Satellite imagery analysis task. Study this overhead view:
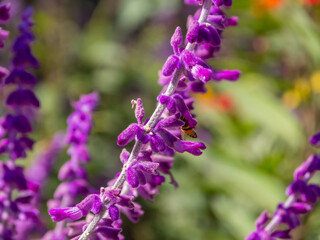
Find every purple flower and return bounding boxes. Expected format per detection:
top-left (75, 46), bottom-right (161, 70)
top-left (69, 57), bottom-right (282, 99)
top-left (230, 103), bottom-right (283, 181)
top-left (49, 194), bottom-right (102, 222)
top-left (212, 69), bottom-right (241, 81)
top-left (117, 123), bottom-right (140, 146)
top-left (246, 134), bottom-right (320, 239)
top-left (162, 55), bottom-right (181, 76)
top-left (310, 132), bottom-right (320, 147)
top-left (171, 27), bottom-right (183, 54)
top-left (4, 69), bottom-right (38, 86)
top-left (6, 89), bottom-right (40, 108)
top-left (64, 1), bottom-right (240, 239)
top-left (44, 93), bottom-right (98, 238)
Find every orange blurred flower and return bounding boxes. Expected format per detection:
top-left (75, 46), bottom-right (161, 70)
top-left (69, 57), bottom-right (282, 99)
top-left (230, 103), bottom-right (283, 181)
top-left (303, 0), bottom-right (320, 5)
top-left (252, 0), bottom-right (284, 16)
top-left (195, 86), bottom-right (235, 113)
top-left (260, 0), bottom-right (283, 8)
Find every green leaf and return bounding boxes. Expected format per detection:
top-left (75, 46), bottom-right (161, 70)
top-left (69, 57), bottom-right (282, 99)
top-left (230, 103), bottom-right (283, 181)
top-left (218, 74), bottom-right (304, 148)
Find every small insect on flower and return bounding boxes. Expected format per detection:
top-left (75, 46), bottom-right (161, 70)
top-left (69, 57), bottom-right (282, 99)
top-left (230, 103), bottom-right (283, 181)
top-left (180, 116), bottom-right (197, 138)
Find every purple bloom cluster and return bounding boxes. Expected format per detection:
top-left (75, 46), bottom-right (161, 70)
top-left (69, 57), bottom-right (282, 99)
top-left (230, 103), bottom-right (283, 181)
top-left (0, 7), bottom-right (42, 239)
top-left (44, 92), bottom-right (99, 239)
top-left (47, 1), bottom-right (240, 240)
top-left (246, 132), bottom-right (320, 240)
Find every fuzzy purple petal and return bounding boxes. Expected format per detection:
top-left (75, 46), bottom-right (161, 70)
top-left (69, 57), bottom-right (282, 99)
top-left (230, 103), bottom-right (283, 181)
top-left (117, 123), bottom-right (139, 146)
top-left (136, 162), bottom-right (159, 175)
top-left (127, 166), bottom-right (139, 188)
top-left (191, 65), bottom-right (212, 83)
top-left (162, 55), bottom-right (180, 76)
top-left (186, 21), bottom-right (200, 43)
top-left (109, 205), bottom-right (120, 221)
top-left (212, 69), bottom-right (241, 81)
top-left (49, 207), bottom-right (82, 222)
top-left (171, 26), bottom-right (183, 48)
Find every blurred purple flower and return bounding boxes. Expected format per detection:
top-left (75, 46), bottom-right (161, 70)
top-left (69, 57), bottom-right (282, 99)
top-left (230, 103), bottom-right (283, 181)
top-left (45, 92), bottom-right (99, 239)
top-left (0, 7), bottom-right (42, 239)
top-left (245, 140), bottom-right (320, 240)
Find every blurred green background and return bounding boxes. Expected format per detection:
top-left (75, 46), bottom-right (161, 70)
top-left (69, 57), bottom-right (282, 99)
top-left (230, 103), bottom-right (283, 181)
top-left (2, 0), bottom-right (320, 239)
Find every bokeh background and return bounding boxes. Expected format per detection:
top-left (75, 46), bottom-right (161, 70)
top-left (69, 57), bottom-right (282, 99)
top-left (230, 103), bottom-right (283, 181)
top-left (1, 0), bottom-right (320, 239)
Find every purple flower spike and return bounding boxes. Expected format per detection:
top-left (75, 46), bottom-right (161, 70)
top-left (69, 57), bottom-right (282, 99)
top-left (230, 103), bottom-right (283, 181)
top-left (225, 16), bottom-right (239, 27)
top-left (66, 1), bottom-right (241, 239)
top-left (310, 132), bottom-right (320, 147)
top-left (247, 132), bottom-right (320, 239)
top-left (162, 55), bottom-right (180, 76)
top-left (0, 7), bottom-right (46, 239)
top-left (117, 123), bottom-right (140, 146)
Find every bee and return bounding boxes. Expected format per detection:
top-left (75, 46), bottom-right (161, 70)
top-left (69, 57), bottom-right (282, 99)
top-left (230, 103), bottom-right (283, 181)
top-left (180, 116), bottom-right (197, 138)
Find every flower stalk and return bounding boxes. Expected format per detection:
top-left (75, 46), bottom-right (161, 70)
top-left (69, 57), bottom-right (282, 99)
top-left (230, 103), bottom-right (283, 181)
top-left (48, 0), bottom-right (240, 239)
top-left (246, 133), bottom-right (320, 240)
top-left (78, 1), bottom-right (213, 239)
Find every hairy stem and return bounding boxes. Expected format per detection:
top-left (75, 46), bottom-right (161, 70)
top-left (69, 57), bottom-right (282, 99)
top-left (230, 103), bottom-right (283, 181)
top-left (78, 1), bottom-right (212, 239)
top-left (264, 174), bottom-right (312, 232)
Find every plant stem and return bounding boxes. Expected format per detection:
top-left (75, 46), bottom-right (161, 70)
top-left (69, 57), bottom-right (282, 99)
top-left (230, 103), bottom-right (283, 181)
top-left (264, 174), bottom-right (312, 232)
top-left (78, 1), bottom-right (212, 239)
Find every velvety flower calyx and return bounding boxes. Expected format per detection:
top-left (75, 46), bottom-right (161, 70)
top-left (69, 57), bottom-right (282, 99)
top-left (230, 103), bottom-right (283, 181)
top-left (49, 194), bottom-right (102, 222)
